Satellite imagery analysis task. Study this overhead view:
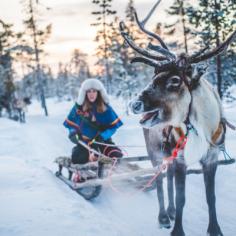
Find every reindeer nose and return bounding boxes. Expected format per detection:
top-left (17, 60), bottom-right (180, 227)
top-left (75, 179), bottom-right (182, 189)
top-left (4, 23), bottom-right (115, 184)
top-left (130, 100), bottom-right (144, 114)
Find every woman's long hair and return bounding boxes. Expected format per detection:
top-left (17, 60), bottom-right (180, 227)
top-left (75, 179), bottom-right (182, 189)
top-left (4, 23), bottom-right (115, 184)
top-left (83, 91), bottom-right (106, 113)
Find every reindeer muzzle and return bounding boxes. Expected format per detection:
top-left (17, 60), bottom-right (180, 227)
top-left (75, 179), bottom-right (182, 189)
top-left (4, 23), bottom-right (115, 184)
top-left (140, 109), bottom-right (161, 126)
top-left (130, 100), bottom-right (144, 114)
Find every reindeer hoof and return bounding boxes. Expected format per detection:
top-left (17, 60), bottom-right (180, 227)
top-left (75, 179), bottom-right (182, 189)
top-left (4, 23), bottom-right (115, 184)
top-left (207, 224), bottom-right (223, 236)
top-left (158, 214), bottom-right (171, 229)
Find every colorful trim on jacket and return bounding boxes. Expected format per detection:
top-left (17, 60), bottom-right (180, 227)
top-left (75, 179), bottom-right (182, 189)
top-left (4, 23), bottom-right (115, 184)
top-left (63, 103), bottom-right (123, 141)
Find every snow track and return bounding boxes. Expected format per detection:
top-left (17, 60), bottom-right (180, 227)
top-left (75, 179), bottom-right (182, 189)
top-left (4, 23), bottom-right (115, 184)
top-left (0, 99), bottom-right (236, 236)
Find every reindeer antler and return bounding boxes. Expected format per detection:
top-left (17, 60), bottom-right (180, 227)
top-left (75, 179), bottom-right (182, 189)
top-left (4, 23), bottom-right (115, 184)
top-left (133, 11), bottom-right (168, 50)
top-left (133, 10), bottom-right (176, 61)
top-left (189, 30), bottom-right (236, 64)
top-left (119, 22), bottom-right (168, 61)
top-left (119, 19), bottom-right (174, 70)
top-left (120, 4), bottom-right (236, 73)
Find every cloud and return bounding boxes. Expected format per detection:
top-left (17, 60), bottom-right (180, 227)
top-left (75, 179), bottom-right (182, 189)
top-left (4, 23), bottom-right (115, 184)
top-left (49, 35), bottom-right (91, 44)
top-left (0, 0), bottom-right (175, 72)
top-left (48, 1), bottom-right (96, 18)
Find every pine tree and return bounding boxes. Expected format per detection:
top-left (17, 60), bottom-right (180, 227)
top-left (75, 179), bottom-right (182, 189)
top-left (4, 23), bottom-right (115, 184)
top-left (91, 0), bottom-right (117, 93)
top-left (70, 49), bottom-right (90, 80)
top-left (187, 0), bottom-right (236, 98)
top-left (121, 0), bottom-right (145, 75)
top-left (104, 16), bottom-right (125, 84)
top-left (0, 20), bottom-right (16, 113)
top-left (21, 0), bottom-right (51, 115)
top-left (165, 0), bottom-right (191, 53)
top-left (117, 0), bottom-right (155, 103)
top-left (0, 20), bottom-right (14, 55)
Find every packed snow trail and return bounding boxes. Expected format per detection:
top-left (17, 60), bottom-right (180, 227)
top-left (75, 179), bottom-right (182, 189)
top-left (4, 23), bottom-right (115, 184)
top-left (0, 99), bottom-right (236, 236)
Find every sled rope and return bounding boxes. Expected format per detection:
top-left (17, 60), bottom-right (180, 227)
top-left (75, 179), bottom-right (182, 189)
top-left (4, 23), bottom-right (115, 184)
top-left (77, 139), bottom-right (110, 159)
top-left (163, 134), bottom-right (188, 162)
top-left (78, 135), bottom-right (188, 196)
top-left (76, 139), bottom-right (159, 194)
top-left (107, 158), bottom-right (165, 196)
top-left (107, 134), bottom-right (188, 196)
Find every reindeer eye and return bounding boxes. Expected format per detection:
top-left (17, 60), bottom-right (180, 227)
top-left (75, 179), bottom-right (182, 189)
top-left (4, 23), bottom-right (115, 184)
top-left (166, 76), bottom-right (182, 91)
top-left (170, 76), bottom-right (181, 84)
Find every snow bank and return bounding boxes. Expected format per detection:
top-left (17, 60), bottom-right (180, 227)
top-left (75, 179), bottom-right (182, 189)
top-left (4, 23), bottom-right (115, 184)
top-left (0, 98), bottom-right (236, 236)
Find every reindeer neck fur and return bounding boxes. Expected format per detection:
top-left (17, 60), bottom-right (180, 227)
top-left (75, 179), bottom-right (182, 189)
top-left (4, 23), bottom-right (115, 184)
top-left (180, 77), bottom-right (222, 166)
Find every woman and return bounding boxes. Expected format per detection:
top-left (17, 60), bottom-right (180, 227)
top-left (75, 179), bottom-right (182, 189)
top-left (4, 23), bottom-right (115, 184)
top-left (63, 78), bottom-right (123, 165)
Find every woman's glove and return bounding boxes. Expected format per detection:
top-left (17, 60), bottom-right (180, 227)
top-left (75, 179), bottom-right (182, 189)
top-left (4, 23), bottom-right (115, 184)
top-left (69, 133), bottom-right (79, 144)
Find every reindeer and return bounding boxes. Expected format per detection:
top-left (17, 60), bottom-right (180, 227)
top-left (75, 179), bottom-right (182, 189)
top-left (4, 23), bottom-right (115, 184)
top-left (0, 95), bottom-right (12, 118)
top-left (120, 10), bottom-right (236, 236)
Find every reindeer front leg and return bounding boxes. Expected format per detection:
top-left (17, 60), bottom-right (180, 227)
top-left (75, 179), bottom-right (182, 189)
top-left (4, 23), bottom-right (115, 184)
top-left (202, 161), bottom-right (223, 236)
top-left (171, 162), bottom-right (186, 236)
top-left (167, 162), bottom-right (176, 221)
top-left (156, 173), bottom-right (171, 228)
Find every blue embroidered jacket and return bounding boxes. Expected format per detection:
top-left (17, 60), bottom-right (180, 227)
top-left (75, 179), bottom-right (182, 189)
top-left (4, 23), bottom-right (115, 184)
top-left (63, 103), bottom-right (123, 142)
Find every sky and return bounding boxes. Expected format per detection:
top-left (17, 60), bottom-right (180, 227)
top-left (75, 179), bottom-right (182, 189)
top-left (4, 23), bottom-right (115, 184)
top-left (0, 0), bottom-right (174, 73)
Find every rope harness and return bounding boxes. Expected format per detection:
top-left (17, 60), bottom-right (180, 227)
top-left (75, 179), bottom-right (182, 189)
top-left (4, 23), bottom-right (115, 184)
top-left (74, 131), bottom-right (188, 196)
top-left (106, 133), bottom-right (188, 196)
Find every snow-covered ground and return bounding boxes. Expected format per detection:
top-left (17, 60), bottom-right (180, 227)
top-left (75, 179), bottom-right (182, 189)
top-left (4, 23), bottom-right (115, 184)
top-left (0, 98), bottom-right (236, 236)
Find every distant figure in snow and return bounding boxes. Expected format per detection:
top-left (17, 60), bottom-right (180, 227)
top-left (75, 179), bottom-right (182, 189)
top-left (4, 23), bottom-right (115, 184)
top-left (13, 97), bottom-right (30, 123)
top-left (0, 95), bottom-right (13, 118)
top-left (63, 78), bottom-right (123, 166)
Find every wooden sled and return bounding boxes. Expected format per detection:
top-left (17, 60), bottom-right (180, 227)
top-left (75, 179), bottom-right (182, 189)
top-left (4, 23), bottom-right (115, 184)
top-left (54, 155), bottom-right (158, 200)
top-left (54, 155), bottom-right (235, 200)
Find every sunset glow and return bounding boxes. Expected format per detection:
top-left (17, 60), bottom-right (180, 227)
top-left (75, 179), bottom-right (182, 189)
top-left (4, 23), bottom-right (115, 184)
top-left (1, 0), bottom-right (174, 73)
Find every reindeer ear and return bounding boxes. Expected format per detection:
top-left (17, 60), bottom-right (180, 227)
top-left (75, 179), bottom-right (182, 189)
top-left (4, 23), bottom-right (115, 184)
top-left (166, 76), bottom-right (182, 91)
top-left (193, 65), bottom-right (207, 80)
top-left (190, 65), bottom-right (207, 89)
top-left (186, 65), bottom-right (193, 77)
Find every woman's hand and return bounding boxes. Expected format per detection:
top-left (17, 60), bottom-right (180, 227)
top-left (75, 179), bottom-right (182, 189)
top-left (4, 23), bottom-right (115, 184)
top-left (69, 133), bottom-right (79, 144)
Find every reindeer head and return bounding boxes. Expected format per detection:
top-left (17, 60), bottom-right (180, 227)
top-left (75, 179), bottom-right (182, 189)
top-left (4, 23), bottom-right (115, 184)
top-left (120, 11), bottom-right (236, 128)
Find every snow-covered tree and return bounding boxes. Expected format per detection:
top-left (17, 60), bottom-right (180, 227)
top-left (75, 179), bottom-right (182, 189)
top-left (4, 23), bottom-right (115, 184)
top-left (187, 0), bottom-right (236, 98)
top-left (21, 0), bottom-right (52, 115)
top-left (54, 48), bottom-right (90, 102)
top-left (69, 49), bottom-right (90, 80)
top-left (165, 0), bottom-right (192, 54)
top-left (0, 20), bottom-right (16, 114)
top-left (91, 0), bottom-right (117, 93)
